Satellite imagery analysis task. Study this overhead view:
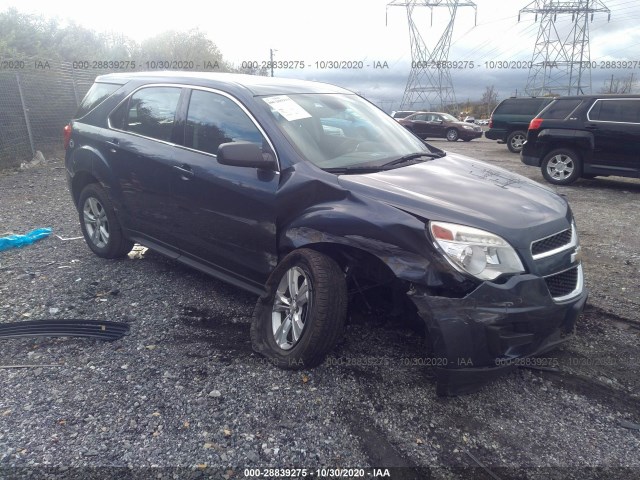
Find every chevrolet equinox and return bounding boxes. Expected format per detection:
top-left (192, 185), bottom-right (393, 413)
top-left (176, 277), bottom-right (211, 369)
top-left (64, 72), bottom-right (587, 395)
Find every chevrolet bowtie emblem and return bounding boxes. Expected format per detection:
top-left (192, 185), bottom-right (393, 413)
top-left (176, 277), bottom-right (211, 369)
top-left (571, 246), bottom-right (582, 264)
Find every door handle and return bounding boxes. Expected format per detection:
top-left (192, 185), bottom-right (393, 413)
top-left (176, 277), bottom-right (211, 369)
top-left (173, 164), bottom-right (194, 180)
top-left (584, 124), bottom-right (598, 130)
top-left (106, 138), bottom-right (119, 153)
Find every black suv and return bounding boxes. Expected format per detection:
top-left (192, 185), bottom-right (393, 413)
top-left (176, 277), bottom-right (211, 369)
top-left (486, 97), bottom-right (553, 153)
top-left (64, 72), bottom-right (587, 395)
top-left (521, 95), bottom-right (640, 185)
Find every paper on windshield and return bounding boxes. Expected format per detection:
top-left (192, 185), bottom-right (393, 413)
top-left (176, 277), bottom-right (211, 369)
top-left (263, 95), bottom-right (312, 121)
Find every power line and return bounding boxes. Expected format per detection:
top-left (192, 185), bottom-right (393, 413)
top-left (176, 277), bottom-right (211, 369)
top-left (387, 0), bottom-right (477, 112)
top-left (519, 0), bottom-right (611, 96)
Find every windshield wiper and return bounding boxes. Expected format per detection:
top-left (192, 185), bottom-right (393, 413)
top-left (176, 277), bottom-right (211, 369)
top-left (324, 166), bottom-right (384, 174)
top-left (381, 152), bottom-right (444, 168)
top-left (323, 151), bottom-right (446, 174)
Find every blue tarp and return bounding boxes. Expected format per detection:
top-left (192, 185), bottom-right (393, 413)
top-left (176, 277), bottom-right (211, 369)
top-left (0, 228), bottom-right (52, 252)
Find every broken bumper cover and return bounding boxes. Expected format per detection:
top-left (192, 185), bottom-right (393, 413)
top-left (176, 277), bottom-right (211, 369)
top-left (408, 273), bottom-right (588, 396)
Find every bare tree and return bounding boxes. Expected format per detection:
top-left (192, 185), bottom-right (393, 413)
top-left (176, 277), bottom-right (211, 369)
top-left (600, 74), bottom-right (638, 94)
top-left (481, 85), bottom-right (499, 118)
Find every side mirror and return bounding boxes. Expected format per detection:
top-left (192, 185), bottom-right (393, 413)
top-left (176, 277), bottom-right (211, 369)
top-left (217, 142), bottom-right (277, 170)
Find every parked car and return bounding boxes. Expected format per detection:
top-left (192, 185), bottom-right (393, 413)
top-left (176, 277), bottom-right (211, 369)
top-left (390, 110), bottom-right (416, 120)
top-left (486, 97), bottom-right (554, 153)
top-left (64, 72), bottom-right (586, 396)
top-left (521, 94), bottom-right (640, 185)
top-left (463, 116), bottom-right (476, 123)
top-left (398, 111), bottom-right (483, 141)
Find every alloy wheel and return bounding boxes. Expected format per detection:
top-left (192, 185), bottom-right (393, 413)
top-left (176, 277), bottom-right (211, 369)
top-left (271, 266), bottom-right (311, 350)
top-left (547, 154), bottom-right (575, 181)
top-left (83, 197), bottom-right (110, 248)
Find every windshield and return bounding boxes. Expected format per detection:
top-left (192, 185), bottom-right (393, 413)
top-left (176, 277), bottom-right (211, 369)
top-left (258, 93), bottom-right (440, 171)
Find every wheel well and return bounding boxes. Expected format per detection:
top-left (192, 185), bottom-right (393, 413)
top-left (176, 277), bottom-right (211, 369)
top-left (282, 242), bottom-right (422, 329)
top-left (285, 242), bottom-right (396, 285)
top-left (542, 144), bottom-right (584, 163)
top-left (71, 171), bottom-right (100, 207)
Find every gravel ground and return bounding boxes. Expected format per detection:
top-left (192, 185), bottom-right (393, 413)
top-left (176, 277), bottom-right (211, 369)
top-left (0, 138), bottom-right (639, 480)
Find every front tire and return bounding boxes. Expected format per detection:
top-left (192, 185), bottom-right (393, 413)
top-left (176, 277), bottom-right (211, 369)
top-left (78, 183), bottom-right (134, 258)
top-left (541, 148), bottom-right (582, 185)
top-left (251, 249), bottom-right (347, 370)
top-left (507, 130), bottom-right (526, 153)
top-left (446, 128), bottom-right (459, 142)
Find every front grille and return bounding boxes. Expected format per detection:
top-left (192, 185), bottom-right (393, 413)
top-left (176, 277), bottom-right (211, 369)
top-left (532, 228), bottom-right (572, 257)
top-left (545, 267), bottom-right (578, 298)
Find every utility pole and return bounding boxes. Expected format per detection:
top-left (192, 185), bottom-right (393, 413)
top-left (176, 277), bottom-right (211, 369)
top-left (387, 0), bottom-right (476, 113)
top-left (270, 49), bottom-right (277, 77)
top-left (519, 0), bottom-right (610, 96)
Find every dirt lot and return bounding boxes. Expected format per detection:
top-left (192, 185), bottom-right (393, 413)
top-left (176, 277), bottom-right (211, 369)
top-left (0, 137), bottom-right (639, 479)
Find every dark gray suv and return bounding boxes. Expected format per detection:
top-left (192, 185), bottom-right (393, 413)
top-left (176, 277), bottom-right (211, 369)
top-left (486, 97), bottom-right (553, 153)
top-left (64, 72), bottom-right (587, 395)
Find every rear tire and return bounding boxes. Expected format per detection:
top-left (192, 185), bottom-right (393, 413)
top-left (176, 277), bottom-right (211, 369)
top-left (541, 148), bottom-right (582, 185)
top-left (507, 130), bottom-right (526, 153)
top-left (251, 249), bottom-right (347, 370)
top-left (78, 183), bottom-right (134, 258)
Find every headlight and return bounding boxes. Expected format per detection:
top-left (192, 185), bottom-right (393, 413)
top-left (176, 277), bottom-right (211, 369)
top-left (462, 125), bottom-right (473, 130)
top-left (429, 221), bottom-right (525, 281)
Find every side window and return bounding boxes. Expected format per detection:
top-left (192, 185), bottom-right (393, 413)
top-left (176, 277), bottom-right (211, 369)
top-left (412, 113), bottom-right (427, 121)
top-left (185, 90), bottom-right (264, 155)
top-left (75, 82), bottom-right (120, 119)
top-left (590, 99), bottom-right (640, 123)
top-left (121, 87), bottom-right (182, 142)
top-left (496, 99), bottom-right (547, 115)
top-left (539, 99), bottom-right (582, 119)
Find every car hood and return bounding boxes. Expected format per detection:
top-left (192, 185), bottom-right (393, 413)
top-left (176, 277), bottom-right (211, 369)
top-left (337, 153), bottom-right (571, 248)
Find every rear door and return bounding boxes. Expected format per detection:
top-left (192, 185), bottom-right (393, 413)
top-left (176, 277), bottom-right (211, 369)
top-left (170, 88), bottom-right (280, 287)
top-left (586, 98), bottom-right (640, 176)
top-left (107, 85), bottom-right (185, 249)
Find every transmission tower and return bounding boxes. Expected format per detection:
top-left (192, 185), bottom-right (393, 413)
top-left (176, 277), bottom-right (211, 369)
top-left (387, 0), bottom-right (476, 113)
top-left (519, 0), bottom-right (610, 96)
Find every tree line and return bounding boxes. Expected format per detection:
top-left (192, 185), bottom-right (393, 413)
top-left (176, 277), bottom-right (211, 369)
top-left (0, 8), bottom-right (267, 75)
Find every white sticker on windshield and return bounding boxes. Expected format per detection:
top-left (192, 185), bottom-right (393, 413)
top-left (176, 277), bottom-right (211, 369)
top-left (263, 95), bottom-right (312, 121)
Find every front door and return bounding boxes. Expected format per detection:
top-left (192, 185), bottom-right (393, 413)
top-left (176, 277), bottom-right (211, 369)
top-left (171, 89), bottom-right (279, 288)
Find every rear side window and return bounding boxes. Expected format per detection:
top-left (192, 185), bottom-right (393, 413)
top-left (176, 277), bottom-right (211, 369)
top-left (495, 98), bottom-right (548, 115)
top-left (185, 90), bottom-right (264, 155)
top-left (539, 99), bottom-right (582, 119)
top-left (75, 82), bottom-right (120, 119)
top-left (121, 87), bottom-right (182, 142)
top-left (589, 99), bottom-right (640, 123)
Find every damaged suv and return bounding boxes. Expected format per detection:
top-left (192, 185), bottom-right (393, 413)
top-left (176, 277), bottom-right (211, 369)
top-left (64, 72), bottom-right (587, 395)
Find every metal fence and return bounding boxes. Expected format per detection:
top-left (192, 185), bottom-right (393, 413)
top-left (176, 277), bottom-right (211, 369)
top-left (0, 56), bottom-right (106, 169)
top-left (0, 57), bottom-right (405, 170)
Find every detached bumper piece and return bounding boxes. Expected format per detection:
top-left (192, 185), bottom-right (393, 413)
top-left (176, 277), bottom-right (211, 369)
top-left (0, 320), bottom-right (130, 341)
top-left (409, 273), bottom-right (588, 396)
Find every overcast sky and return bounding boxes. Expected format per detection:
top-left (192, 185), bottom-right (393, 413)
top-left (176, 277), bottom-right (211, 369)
top-left (1, 0), bottom-right (639, 111)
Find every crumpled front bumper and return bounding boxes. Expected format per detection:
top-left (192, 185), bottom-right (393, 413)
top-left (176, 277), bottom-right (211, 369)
top-left (408, 273), bottom-right (588, 396)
